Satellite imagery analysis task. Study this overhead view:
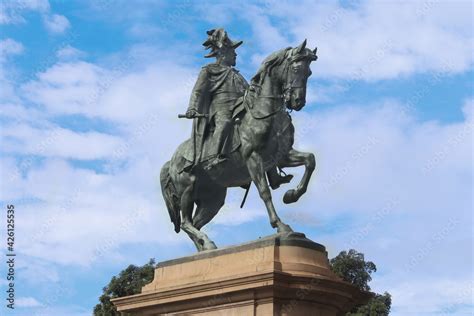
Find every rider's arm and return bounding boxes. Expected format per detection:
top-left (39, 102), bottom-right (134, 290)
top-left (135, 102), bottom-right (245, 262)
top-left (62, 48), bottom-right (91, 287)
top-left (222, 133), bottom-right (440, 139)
top-left (186, 67), bottom-right (210, 115)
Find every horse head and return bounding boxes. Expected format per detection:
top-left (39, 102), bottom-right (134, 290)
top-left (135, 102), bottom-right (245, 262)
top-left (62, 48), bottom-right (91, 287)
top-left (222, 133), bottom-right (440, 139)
top-left (249, 40), bottom-right (317, 115)
top-left (282, 39), bottom-right (317, 111)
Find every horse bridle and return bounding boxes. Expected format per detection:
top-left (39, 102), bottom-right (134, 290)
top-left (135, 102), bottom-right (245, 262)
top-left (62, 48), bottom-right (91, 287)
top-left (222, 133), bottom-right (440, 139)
top-left (282, 53), bottom-right (307, 110)
top-left (248, 50), bottom-right (307, 112)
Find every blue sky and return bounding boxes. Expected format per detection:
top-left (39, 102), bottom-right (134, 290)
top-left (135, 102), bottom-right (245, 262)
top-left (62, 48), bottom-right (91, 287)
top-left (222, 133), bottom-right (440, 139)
top-left (0, 0), bottom-right (472, 315)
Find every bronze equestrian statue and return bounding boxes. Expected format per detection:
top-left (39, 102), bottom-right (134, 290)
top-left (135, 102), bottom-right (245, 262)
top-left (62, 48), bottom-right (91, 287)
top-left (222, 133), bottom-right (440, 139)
top-left (182, 29), bottom-right (292, 188)
top-left (161, 29), bottom-right (318, 251)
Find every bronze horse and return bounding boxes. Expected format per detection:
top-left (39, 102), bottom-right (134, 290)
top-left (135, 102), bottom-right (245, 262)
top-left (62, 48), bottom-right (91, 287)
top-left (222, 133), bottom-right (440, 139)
top-left (161, 40), bottom-right (318, 251)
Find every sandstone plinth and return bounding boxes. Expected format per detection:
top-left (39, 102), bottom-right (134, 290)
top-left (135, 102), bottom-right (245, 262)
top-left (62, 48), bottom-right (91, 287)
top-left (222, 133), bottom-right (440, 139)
top-left (112, 233), bottom-right (371, 315)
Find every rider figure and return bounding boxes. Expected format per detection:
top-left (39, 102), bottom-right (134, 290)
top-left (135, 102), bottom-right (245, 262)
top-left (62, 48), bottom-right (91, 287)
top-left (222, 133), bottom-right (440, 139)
top-left (185, 28), bottom-right (245, 168)
top-left (185, 28), bottom-right (246, 168)
top-left (184, 29), bottom-right (292, 188)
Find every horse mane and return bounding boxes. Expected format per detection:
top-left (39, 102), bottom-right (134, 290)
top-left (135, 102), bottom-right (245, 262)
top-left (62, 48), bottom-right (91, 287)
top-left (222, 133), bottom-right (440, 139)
top-left (251, 47), bottom-right (291, 86)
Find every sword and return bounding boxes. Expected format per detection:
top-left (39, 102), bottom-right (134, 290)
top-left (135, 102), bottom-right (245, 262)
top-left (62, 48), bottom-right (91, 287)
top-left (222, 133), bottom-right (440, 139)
top-left (178, 113), bottom-right (209, 119)
top-left (240, 183), bottom-right (251, 209)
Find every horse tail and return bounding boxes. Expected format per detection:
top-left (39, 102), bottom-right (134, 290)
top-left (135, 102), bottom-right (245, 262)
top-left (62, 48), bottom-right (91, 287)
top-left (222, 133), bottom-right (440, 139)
top-left (160, 161), bottom-right (181, 233)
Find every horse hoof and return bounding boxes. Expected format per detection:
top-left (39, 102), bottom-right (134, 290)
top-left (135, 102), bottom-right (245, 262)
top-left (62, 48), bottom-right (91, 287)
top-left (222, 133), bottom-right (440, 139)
top-left (202, 241), bottom-right (217, 251)
top-left (283, 190), bottom-right (299, 204)
top-left (277, 222), bottom-right (294, 233)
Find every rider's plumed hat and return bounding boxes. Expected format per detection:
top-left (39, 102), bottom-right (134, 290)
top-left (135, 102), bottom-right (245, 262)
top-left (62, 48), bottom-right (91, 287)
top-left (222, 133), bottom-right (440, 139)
top-left (203, 28), bottom-right (243, 58)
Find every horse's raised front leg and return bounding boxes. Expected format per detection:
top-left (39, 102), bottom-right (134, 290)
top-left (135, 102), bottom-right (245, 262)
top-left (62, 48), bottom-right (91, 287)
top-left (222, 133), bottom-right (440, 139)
top-left (279, 149), bottom-right (316, 204)
top-left (246, 151), bottom-right (293, 233)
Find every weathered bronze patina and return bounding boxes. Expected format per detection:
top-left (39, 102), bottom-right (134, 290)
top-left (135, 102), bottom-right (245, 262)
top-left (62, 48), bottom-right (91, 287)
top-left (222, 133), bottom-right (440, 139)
top-left (162, 29), bottom-right (318, 251)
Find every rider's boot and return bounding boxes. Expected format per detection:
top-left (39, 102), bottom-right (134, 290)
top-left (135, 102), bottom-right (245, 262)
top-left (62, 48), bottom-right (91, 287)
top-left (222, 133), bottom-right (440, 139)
top-left (267, 167), bottom-right (293, 190)
top-left (206, 119), bottom-right (231, 170)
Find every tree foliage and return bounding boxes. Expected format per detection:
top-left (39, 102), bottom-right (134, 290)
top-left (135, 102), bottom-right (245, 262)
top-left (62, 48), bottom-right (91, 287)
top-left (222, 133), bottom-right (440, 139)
top-left (330, 249), bottom-right (391, 316)
top-left (330, 249), bottom-right (376, 291)
top-left (348, 292), bottom-right (392, 316)
top-left (93, 259), bottom-right (156, 316)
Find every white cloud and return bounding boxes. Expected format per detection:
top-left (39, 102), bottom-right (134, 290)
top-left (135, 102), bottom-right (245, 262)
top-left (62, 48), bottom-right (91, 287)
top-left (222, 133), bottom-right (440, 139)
top-left (97, 62), bottom-right (196, 123)
top-left (56, 45), bottom-right (86, 60)
top-left (284, 99), bottom-right (472, 216)
top-left (210, 0), bottom-right (473, 80)
top-left (0, 38), bottom-right (24, 58)
top-left (43, 13), bottom-right (70, 34)
top-left (21, 57), bottom-right (196, 125)
top-left (17, 0), bottom-right (50, 11)
top-left (1, 0), bottom-right (71, 35)
top-left (0, 38), bottom-right (25, 106)
top-left (3, 39), bottom-right (471, 274)
top-left (26, 305), bottom-right (90, 316)
top-left (244, 6), bottom-right (288, 53)
top-left (16, 257), bottom-right (61, 284)
top-left (0, 102), bottom-right (44, 124)
top-left (16, 297), bottom-right (43, 308)
top-left (22, 61), bottom-right (109, 116)
top-left (380, 278), bottom-right (473, 315)
top-left (0, 0), bottom-right (50, 24)
top-left (209, 189), bottom-right (266, 227)
top-left (2, 157), bottom-right (187, 267)
top-left (0, 6), bottom-right (471, 313)
top-left (127, 23), bottom-right (162, 38)
top-left (1, 123), bottom-right (124, 159)
top-left (0, 51), bottom-right (199, 267)
top-left (271, 98), bottom-right (472, 314)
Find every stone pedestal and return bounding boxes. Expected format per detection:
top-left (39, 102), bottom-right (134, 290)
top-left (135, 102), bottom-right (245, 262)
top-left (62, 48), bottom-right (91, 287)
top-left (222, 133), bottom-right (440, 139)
top-left (112, 233), bottom-right (371, 315)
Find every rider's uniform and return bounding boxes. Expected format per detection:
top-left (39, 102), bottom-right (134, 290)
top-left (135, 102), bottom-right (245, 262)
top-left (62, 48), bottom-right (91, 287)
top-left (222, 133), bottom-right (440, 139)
top-left (186, 62), bottom-right (248, 167)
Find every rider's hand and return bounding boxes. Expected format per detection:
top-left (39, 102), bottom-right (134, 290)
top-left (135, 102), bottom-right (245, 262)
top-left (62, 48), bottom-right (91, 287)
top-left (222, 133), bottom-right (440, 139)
top-left (185, 109), bottom-right (197, 118)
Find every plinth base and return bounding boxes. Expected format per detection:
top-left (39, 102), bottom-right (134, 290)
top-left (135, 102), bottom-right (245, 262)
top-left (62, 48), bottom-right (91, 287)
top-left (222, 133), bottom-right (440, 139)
top-left (112, 233), bottom-right (371, 315)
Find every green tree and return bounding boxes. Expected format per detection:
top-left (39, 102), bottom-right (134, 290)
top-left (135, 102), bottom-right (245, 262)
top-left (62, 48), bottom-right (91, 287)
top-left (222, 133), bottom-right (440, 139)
top-left (330, 249), bottom-right (391, 316)
top-left (349, 292), bottom-right (392, 316)
top-left (93, 259), bottom-right (156, 316)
